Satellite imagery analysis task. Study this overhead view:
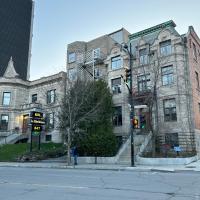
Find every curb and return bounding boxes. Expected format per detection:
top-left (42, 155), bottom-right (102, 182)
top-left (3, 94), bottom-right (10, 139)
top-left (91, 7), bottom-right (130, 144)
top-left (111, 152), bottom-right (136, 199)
top-left (0, 163), bottom-right (200, 172)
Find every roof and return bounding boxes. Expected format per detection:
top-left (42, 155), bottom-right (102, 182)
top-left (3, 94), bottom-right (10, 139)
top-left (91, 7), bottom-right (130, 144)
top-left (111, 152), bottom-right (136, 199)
top-left (129, 20), bottom-right (176, 40)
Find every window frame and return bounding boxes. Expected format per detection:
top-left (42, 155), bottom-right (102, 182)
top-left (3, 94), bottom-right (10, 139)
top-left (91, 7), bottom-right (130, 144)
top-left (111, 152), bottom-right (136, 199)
top-left (160, 40), bottom-right (172, 56)
top-left (47, 89), bottom-right (56, 104)
top-left (2, 92), bottom-right (11, 106)
top-left (139, 48), bottom-right (148, 65)
top-left (111, 55), bottom-right (122, 70)
top-left (161, 65), bottom-right (174, 86)
top-left (68, 52), bottom-right (76, 63)
top-left (112, 106), bottom-right (122, 126)
top-left (46, 112), bottom-right (55, 129)
top-left (163, 98), bottom-right (177, 122)
top-left (68, 68), bottom-right (77, 81)
top-left (0, 114), bottom-right (9, 131)
top-left (111, 77), bottom-right (121, 94)
top-left (137, 74), bottom-right (151, 92)
top-left (31, 94), bottom-right (37, 103)
top-left (93, 48), bottom-right (100, 59)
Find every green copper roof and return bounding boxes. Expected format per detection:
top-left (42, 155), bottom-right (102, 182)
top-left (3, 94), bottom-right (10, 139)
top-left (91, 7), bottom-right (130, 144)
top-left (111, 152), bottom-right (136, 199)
top-left (129, 20), bottom-right (176, 40)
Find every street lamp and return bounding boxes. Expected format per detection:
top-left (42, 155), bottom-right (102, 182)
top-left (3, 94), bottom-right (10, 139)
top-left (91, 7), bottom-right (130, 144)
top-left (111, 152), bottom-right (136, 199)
top-left (123, 43), bottom-right (135, 167)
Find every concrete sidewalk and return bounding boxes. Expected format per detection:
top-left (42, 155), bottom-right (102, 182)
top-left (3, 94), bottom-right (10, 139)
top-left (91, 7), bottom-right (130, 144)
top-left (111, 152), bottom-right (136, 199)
top-left (0, 159), bottom-right (200, 172)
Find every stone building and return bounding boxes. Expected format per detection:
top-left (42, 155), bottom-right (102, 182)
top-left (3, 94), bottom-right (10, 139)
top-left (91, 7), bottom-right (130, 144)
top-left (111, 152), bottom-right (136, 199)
top-left (129, 20), bottom-right (200, 152)
top-left (66, 28), bottom-right (131, 143)
top-left (0, 58), bottom-right (66, 143)
top-left (66, 21), bottom-right (200, 153)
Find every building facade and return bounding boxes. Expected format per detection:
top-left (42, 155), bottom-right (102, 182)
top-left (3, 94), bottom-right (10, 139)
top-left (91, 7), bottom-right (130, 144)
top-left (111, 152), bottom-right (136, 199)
top-left (66, 21), bottom-right (200, 153)
top-left (0, 0), bottom-right (34, 80)
top-left (0, 58), bottom-right (66, 143)
top-left (66, 28), bottom-right (131, 143)
top-left (1, 20), bottom-right (200, 154)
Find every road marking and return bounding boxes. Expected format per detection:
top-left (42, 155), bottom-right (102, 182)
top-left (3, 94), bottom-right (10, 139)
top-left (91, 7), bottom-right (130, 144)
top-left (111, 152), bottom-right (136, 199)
top-left (2, 181), bottom-right (89, 190)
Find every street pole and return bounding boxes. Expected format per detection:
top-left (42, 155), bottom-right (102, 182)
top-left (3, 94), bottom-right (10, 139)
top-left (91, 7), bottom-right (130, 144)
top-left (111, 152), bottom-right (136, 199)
top-left (129, 43), bottom-right (135, 167)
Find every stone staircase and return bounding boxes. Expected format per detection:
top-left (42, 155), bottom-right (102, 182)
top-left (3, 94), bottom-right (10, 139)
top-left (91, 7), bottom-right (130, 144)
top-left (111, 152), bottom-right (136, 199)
top-left (116, 131), bottom-right (152, 164)
top-left (0, 133), bottom-right (28, 145)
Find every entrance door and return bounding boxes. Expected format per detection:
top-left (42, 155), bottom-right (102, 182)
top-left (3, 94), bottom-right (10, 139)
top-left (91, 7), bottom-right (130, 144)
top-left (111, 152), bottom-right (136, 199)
top-left (22, 115), bottom-right (29, 133)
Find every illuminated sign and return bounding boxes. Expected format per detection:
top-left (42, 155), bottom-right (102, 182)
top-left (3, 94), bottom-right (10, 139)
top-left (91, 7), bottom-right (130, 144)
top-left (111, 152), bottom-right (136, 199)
top-left (30, 119), bottom-right (45, 125)
top-left (32, 125), bottom-right (42, 132)
top-left (30, 111), bottom-right (43, 118)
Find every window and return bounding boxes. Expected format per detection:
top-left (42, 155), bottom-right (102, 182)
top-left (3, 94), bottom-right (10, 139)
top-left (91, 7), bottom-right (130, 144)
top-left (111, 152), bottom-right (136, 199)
top-left (164, 99), bottom-right (177, 122)
top-left (32, 94), bottom-right (37, 103)
top-left (165, 133), bottom-right (179, 147)
top-left (46, 135), bottom-right (52, 142)
top-left (47, 90), bottom-right (56, 104)
top-left (2, 92), bottom-right (11, 106)
top-left (94, 68), bottom-right (101, 78)
top-left (195, 71), bottom-right (199, 89)
top-left (111, 56), bottom-right (122, 70)
top-left (68, 52), bottom-right (76, 63)
top-left (139, 48), bottom-right (148, 65)
top-left (137, 74), bottom-right (151, 92)
top-left (68, 68), bottom-right (77, 81)
top-left (93, 48), bottom-right (100, 59)
top-left (0, 114), bottom-right (9, 131)
top-left (160, 40), bottom-right (172, 56)
top-left (111, 78), bottom-right (121, 94)
top-left (113, 106), bottom-right (122, 126)
top-left (162, 65), bottom-right (174, 86)
top-left (193, 43), bottom-right (197, 59)
top-left (46, 113), bottom-right (55, 129)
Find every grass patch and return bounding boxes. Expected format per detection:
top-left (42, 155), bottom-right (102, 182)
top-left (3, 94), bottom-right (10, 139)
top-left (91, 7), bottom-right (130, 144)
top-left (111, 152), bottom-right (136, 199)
top-left (0, 143), bottom-right (65, 162)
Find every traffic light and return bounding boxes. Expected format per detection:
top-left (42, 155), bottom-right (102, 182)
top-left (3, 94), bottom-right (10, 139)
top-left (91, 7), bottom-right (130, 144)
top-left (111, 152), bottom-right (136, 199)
top-left (124, 68), bottom-right (131, 82)
top-left (140, 115), bottom-right (146, 129)
top-left (132, 118), bottom-right (139, 129)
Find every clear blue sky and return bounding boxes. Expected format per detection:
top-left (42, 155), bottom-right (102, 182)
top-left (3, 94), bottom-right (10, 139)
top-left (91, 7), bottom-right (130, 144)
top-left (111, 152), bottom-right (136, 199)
top-left (30, 0), bottom-right (200, 80)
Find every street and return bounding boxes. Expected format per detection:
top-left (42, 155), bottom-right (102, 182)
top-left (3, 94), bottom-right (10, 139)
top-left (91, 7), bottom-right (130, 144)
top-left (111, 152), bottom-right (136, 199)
top-left (0, 167), bottom-right (200, 200)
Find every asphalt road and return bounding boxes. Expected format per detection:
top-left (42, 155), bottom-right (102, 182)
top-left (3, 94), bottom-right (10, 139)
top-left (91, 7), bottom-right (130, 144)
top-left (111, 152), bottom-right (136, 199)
top-left (0, 167), bottom-right (200, 200)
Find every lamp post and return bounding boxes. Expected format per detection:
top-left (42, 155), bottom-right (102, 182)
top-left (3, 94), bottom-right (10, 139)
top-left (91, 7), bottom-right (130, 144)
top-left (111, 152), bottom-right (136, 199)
top-left (124, 43), bottom-right (135, 167)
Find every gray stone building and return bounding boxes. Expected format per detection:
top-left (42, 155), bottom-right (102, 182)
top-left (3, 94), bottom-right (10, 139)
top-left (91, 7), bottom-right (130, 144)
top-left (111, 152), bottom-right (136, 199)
top-left (129, 20), bottom-right (200, 152)
top-left (0, 58), bottom-right (66, 143)
top-left (66, 28), bottom-right (131, 143)
top-left (66, 21), bottom-right (200, 154)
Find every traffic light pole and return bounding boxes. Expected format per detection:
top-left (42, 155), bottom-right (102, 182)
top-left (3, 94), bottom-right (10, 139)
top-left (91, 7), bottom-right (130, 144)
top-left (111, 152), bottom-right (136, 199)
top-left (129, 43), bottom-right (135, 167)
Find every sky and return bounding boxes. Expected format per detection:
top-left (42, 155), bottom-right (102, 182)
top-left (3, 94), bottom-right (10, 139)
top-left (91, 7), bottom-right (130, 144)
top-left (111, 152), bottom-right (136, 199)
top-left (30, 0), bottom-right (200, 80)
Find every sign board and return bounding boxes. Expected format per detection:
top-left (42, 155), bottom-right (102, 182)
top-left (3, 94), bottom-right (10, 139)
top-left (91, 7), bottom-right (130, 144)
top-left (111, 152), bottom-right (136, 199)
top-left (30, 111), bottom-right (43, 118)
top-left (32, 131), bottom-right (41, 136)
top-left (174, 146), bottom-right (181, 152)
top-left (32, 125), bottom-right (42, 132)
top-left (30, 118), bottom-right (45, 125)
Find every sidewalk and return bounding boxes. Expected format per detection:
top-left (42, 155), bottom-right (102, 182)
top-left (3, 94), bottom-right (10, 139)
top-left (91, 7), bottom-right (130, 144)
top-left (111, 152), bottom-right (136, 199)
top-left (0, 159), bottom-right (200, 172)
